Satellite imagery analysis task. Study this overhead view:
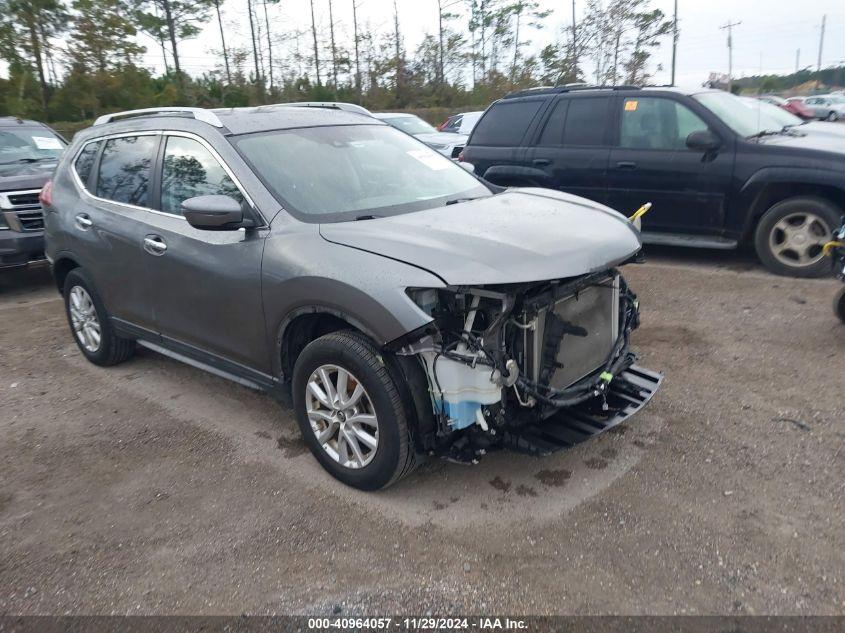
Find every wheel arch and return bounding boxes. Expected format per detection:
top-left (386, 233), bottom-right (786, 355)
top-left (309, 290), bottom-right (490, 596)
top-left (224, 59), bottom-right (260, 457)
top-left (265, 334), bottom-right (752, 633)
top-left (275, 306), bottom-right (385, 382)
top-left (51, 255), bottom-right (81, 295)
top-left (740, 171), bottom-right (845, 242)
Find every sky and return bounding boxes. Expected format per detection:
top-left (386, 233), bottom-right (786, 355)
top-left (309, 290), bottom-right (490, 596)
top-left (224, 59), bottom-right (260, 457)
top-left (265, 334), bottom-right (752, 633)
top-left (5, 0), bottom-right (845, 88)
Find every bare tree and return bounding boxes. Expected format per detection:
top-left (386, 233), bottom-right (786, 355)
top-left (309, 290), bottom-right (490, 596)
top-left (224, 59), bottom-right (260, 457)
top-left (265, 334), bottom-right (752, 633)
top-left (309, 0), bottom-right (321, 85)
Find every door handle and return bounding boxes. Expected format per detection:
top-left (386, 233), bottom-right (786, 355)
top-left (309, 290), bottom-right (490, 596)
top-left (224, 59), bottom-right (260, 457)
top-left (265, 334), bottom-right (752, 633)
top-left (532, 158), bottom-right (551, 166)
top-left (74, 214), bottom-right (93, 230)
top-left (143, 235), bottom-right (167, 256)
top-left (616, 161), bottom-right (637, 170)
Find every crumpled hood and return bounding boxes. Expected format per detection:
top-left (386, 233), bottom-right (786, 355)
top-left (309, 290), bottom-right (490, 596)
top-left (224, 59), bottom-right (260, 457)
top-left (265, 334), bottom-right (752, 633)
top-left (319, 188), bottom-right (642, 285)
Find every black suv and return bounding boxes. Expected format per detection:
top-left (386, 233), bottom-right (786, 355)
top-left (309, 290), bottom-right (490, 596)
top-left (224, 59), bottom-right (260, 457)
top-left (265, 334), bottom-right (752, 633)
top-left (0, 117), bottom-right (67, 269)
top-left (462, 86), bottom-right (845, 277)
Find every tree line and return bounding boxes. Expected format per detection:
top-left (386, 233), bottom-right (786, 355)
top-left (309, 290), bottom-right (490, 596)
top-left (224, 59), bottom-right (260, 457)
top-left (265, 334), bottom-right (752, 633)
top-left (0, 0), bottom-right (673, 123)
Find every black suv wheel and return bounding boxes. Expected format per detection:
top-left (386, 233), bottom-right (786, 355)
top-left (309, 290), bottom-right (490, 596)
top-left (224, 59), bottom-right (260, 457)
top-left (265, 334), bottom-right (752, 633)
top-left (834, 287), bottom-right (845, 324)
top-left (754, 196), bottom-right (840, 278)
top-left (63, 268), bottom-right (135, 366)
top-left (292, 330), bottom-right (418, 490)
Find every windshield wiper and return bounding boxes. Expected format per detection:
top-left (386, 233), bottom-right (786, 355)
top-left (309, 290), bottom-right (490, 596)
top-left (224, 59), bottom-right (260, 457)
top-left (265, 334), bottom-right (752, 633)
top-left (10, 156), bottom-right (58, 164)
top-left (445, 197), bottom-right (481, 206)
top-left (746, 130), bottom-right (783, 140)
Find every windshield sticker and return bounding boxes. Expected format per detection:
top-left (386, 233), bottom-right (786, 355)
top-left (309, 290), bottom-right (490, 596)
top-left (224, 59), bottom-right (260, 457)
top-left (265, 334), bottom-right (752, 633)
top-left (32, 136), bottom-right (63, 150)
top-left (406, 149), bottom-right (449, 171)
top-left (624, 100), bottom-right (638, 112)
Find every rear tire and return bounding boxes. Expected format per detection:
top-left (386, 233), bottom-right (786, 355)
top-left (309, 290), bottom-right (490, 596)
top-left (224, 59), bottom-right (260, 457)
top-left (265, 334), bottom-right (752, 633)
top-left (753, 196), bottom-right (840, 278)
top-left (834, 287), bottom-right (845, 324)
top-left (63, 269), bottom-right (135, 366)
top-left (292, 330), bottom-right (418, 490)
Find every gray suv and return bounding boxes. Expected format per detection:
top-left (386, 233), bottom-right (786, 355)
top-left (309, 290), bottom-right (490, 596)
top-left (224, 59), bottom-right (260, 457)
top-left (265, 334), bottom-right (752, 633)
top-left (44, 105), bottom-right (661, 490)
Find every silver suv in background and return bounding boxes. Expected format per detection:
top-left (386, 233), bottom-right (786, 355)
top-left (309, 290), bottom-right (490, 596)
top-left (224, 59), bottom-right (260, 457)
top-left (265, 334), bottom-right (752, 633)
top-left (44, 105), bottom-right (661, 490)
top-left (1, 117), bottom-right (66, 269)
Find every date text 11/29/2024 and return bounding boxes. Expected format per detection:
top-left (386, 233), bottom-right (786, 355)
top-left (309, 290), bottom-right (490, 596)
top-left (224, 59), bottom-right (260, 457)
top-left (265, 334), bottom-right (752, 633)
top-left (307, 617), bottom-right (528, 630)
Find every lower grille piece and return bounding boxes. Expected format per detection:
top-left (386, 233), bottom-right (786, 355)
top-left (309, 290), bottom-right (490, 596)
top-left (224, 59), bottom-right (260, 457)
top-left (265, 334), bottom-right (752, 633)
top-left (502, 364), bottom-right (663, 456)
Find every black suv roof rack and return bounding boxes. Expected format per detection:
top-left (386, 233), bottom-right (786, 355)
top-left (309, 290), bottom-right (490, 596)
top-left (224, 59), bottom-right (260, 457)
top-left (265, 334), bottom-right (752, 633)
top-left (504, 84), bottom-right (642, 99)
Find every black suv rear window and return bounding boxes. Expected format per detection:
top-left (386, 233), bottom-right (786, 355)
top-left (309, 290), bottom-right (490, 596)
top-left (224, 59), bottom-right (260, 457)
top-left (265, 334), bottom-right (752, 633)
top-left (96, 136), bottom-right (157, 207)
top-left (471, 100), bottom-right (543, 146)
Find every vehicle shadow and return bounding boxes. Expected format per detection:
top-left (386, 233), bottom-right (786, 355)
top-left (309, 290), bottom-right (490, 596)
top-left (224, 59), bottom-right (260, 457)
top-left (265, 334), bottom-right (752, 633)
top-left (0, 263), bottom-right (55, 298)
top-left (641, 244), bottom-right (765, 274)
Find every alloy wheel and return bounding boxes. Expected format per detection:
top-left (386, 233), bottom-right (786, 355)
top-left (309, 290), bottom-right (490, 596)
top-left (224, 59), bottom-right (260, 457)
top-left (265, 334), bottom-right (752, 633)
top-left (68, 285), bottom-right (101, 353)
top-left (769, 211), bottom-right (832, 268)
top-left (305, 364), bottom-right (379, 469)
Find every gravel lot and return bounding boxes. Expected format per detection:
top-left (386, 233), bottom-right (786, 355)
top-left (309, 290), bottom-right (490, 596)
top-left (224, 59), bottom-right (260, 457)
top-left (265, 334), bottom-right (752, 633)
top-left (0, 248), bottom-right (843, 615)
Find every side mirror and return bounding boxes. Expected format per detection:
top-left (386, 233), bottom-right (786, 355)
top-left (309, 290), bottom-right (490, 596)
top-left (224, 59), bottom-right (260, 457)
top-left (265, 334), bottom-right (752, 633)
top-left (181, 195), bottom-right (245, 230)
top-left (686, 130), bottom-right (721, 152)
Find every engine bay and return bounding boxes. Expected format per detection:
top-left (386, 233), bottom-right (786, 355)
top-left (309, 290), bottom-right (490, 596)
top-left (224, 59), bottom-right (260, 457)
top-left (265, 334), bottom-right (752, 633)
top-left (393, 269), bottom-right (660, 463)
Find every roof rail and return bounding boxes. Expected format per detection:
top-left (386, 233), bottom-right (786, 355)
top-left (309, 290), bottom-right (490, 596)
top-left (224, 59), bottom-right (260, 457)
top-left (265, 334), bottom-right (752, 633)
top-left (504, 84), bottom-right (642, 99)
top-left (273, 101), bottom-right (373, 116)
top-left (93, 107), bottom-right (224, 127)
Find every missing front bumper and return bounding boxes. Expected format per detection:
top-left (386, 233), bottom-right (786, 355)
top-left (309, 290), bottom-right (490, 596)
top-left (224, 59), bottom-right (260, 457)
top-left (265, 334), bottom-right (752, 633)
top-left (502, 364), bottom-right (663, 456)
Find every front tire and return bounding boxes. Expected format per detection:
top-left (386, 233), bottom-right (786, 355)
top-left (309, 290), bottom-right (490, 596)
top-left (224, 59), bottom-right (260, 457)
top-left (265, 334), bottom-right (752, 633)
top-left (63, 269), bottom-right (135, 366)
top-left (827, 111), bottom-right (839, 122)
top-left (753, 197), bottom-right (839, 278)
top-left (292, 330), bottom-right (418, 490)
top-left (835, 287), bottom-right (845, 324)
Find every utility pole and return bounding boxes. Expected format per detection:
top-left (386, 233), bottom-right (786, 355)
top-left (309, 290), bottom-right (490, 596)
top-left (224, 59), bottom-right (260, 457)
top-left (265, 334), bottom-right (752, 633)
top-left (720, 20), bottom-right (741, 92)
top-left (571, 0), bottom-right (578, 81)
top-left (816, 14), bottom-right (826, 90)
top-left (817, 14), bottom-right (826, 72)
top-left (670, 0), bottom-right (678, 86)
top-left (796, 48), bottom-right (800, 74)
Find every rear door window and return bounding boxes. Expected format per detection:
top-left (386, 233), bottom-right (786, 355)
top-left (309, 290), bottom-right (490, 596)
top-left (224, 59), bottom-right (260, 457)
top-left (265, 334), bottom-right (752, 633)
top-left (562, 97), bottom-right (610, 146)
top-left (96, 135), bottom-right (157, 207)
top-left (471, 99), bottom-right (543, 146)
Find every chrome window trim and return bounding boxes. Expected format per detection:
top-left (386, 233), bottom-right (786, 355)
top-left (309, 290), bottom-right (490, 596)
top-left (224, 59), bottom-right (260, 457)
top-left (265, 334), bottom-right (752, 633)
top-left (69, 129), bottom-right (265, 226)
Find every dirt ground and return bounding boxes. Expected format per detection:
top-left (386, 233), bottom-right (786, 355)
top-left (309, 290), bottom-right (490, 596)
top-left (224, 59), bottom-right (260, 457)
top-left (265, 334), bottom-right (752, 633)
top-left (0, 247), bottom-right (843, 616)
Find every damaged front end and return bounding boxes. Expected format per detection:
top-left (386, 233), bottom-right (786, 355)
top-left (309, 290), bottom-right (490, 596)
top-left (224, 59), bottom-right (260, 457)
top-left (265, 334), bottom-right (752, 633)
top-left (390, 270), bottom-right (662, 463)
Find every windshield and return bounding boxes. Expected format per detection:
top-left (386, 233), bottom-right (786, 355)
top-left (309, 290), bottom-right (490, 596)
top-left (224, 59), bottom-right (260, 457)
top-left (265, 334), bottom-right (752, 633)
top-left (234, 124), bottom-right (489, 222)
top-left (695, 91), bottom-right (788, 137)
top-left (0, 127), bottom-right (66, 165)
top-left (741, 98), bottom-right (803, 129)
top-left (380, 115), bottom-right (437, 136)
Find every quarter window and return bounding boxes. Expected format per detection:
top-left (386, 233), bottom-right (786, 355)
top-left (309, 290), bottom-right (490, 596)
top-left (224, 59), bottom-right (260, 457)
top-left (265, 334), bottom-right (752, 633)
top-left (73, 141), bottom-right (99, 188)
top-left (619, 98), bottom-right (708, 150)
top-left (96, 135), bottom-right (157, 207)
top-left (471, 99), bottom-right (543, 146)
top-left (160, 136), bottom-right (243, 216)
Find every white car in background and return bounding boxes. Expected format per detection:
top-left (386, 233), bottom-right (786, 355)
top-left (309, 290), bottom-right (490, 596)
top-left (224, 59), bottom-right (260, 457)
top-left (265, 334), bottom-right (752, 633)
top-left (372, 112), bottom-right (467, 159)
top-left (438, 111), bottom-right (484, 135)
